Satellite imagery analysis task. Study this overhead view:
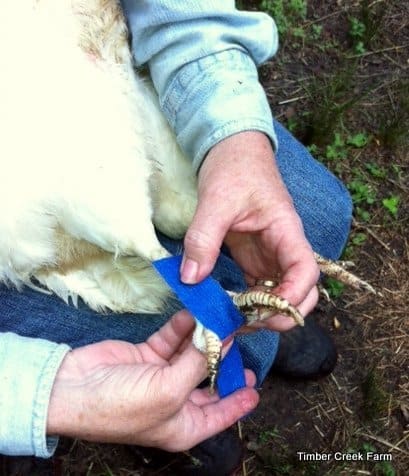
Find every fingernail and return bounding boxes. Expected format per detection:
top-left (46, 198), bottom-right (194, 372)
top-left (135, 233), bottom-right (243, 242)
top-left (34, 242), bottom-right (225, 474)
top-left (241, 396), bottom-right (257, 413)
top-left (181, 258), bottom-right (199, 284)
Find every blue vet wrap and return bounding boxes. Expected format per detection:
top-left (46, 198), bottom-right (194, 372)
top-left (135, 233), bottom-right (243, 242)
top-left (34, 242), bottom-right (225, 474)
top-left (153, 255), bottom-right (246, 397)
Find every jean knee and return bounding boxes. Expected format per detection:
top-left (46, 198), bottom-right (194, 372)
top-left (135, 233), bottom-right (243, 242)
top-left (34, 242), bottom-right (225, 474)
top-left (308, 173), bottom-right (353, 259)
top-left (274, 120), bottom-right (353, 260)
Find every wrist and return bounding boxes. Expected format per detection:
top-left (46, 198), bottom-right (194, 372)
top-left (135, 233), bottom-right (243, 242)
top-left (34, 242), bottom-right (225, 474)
top-left (46, 351), bottom-right (85, 437)
top-left (200, 131), bottom-right (291, 202)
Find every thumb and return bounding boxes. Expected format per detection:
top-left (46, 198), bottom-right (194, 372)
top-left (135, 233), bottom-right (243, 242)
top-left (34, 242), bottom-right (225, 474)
top-left (181, 201), bottom-right (230, 284)
top-left (169, 344), bottom-right (209, 396)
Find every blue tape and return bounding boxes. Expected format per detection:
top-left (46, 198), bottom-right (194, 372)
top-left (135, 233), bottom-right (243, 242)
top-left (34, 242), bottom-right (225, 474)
top-left (153, 255), bottom-right (246, 397)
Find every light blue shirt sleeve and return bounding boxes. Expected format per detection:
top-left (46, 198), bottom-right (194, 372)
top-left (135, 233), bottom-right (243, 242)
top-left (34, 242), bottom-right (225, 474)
top-left (121, 0), bottom-right (279, 172)
top-left (0, 332), bottom-right (70, 457)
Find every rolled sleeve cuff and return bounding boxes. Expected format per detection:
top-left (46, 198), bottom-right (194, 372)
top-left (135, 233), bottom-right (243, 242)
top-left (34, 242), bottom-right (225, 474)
top-left (0, 333), bottom-right (71, 457)
top-left (160, 49), bottom-right (277, 172)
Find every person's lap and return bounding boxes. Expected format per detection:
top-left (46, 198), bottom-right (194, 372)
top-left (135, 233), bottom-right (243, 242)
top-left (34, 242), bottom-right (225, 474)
top-left (0, 120), bottom-right (352, 384)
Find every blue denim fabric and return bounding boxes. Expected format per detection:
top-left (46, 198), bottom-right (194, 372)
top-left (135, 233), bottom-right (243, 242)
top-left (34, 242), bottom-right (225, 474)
top-left (0, 120), bottom-right (352, 378)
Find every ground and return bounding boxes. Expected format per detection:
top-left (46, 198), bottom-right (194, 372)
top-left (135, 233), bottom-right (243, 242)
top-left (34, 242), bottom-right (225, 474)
top-left (1, 1), bottom-right (408, 475)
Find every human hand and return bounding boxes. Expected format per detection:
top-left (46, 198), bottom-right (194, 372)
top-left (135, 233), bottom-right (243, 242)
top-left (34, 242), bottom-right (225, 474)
top-left (181, 131), bottom-right (320, 331)
top-left (47, 310), bottom-right (259, 451)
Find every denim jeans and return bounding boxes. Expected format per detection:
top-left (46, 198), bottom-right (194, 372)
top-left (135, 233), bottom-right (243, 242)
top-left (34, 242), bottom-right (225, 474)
top-left (0, 120), bottom-right (352, 385)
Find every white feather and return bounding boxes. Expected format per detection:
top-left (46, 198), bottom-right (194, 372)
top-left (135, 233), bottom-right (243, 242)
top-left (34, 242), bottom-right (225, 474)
top-left (0, 0), bottom-right (198, 315)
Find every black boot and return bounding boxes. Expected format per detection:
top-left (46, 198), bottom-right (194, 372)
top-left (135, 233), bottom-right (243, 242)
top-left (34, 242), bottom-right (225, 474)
top-left (128, 427), bottom-right (242, 476)
top-left (270, 317), bottom-right (337, 379)
top-left (180, 427), bottom-right (243, 476)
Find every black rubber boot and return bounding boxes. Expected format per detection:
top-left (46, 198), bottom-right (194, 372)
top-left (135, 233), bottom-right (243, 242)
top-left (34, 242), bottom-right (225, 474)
top-left (180, 428), bottom-right (243, 476)
top-left (128, 427), bottom-right (242, 476)
top-left (270, 318), bottom-right (337, 379)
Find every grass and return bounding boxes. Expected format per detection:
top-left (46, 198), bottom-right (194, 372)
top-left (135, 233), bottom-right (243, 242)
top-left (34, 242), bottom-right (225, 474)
top-left (361, 368), bottom-right (390, 422)
top-left (259, 0), bottom-right (307, 37)
top-left (379, 79), bottom-right (409, 150)
top-left (301, 60), bottom-right (364, 146)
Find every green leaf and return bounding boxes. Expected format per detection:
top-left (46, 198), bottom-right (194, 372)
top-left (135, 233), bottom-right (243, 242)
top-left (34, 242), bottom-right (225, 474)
top-left (366, 162), bottom-right (387, 179)
top-left (356, 207), bottom-right (371, 222)
top-left (334, 132), bottom-right (345, 148)
top-left (325, 277), bottom-right (345, 298)
top-left (307, 143), bottom-right (318, 155)
top-left (347, 132), bottom-right (370, 148)
top-left (349, 17), bottom-right (366, 38)
top-left (362, 442), bottom-right (376, 453)
top-left (354, 41), bottom-right (367, 55)
top-left (352, 232), bottom-right (367, 246)
top-left (376, 461), bottom-right (396, 476)
top-left (382, 196), bottom-right (399, 218)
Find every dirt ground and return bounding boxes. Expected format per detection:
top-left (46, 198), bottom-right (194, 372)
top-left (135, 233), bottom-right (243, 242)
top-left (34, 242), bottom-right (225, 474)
top-left (2, 1), bottom-right (408, 475)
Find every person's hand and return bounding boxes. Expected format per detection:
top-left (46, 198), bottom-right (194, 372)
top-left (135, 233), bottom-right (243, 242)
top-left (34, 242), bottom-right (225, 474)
top-left (181, 131), bottom-right (320, 331)
top-left (47, 310), bottom-right (259, 451)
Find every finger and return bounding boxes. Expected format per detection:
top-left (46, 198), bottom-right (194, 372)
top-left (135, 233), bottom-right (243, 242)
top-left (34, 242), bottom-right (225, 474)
top-left (181, 202), bottom-right (231, 283)
top-left (189, 369), bottom-right (257, 406)
top-left (146, 310), bottom-right (196, 360)
top-left (169, 343), bottom-right (209, 396)
top-left (169, 333), bottom-right (245, 399)
top-left (275, 242), bottom-right (320, 306)
top-left (164, 387), bottom-right (259, 452)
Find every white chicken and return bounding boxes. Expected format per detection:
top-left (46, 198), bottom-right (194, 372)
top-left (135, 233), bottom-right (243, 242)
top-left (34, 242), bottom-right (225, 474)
top-left (0, 0), bottom-right (198, 311)
top-left (0, 0), bottom-right (243, 387)
top-left (0, 0), bottom-right (374, 389)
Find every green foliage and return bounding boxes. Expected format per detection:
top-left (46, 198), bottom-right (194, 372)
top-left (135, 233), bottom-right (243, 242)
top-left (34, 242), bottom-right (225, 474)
top-left (259, 0), bottom-right (307, 37)
top-left (351, 232), bottom-right (367, 246)
top-left (308, 130), bottom-right (401, 227)
top-left (286, 116), bottom-right (299, 133)
top-left (376, 460), bottom-right (396, 476)
top-left (325, 133), bottom-right (347, 160)
top-left (345, 442), bottom-right (396, 476)
top-left (355, 206), bottom-right (370, 222)
top-left (382, 196), bottom-right (399, 218)
top-left (348, 1), bottom-right (386, 54)
top-left (258, 426), bottom-right (280, 444)
top-left (310, 24), bottom-right (323, 40)
top-left (366, 162), bottom-right (387, 179)
top-left (324, 277), bottom-right (345, 298)
top-left (347, 132), bottom-right (370, 148)
top-left (349, 16), bottom-right (366, 39)
top-left (361, 442), bottom-right (376, 454)
top-left (306, 143), bottom-right (318, 155)
top-left (349, 16), bottom-right (366, 54)
top-left (348, 179), bottom-right (376, 205)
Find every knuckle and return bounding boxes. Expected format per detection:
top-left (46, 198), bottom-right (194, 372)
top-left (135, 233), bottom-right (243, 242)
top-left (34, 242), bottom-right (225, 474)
top-left (184, 229), bottom-right (218, 255)
top-left (311, 260), bottom-right (321, 283)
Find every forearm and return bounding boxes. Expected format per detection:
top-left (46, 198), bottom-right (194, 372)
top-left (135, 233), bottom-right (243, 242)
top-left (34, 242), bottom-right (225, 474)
top-left (0, 332), bottom-right (70, 457)
top-left (121, 0), bottom-right (279, 171)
